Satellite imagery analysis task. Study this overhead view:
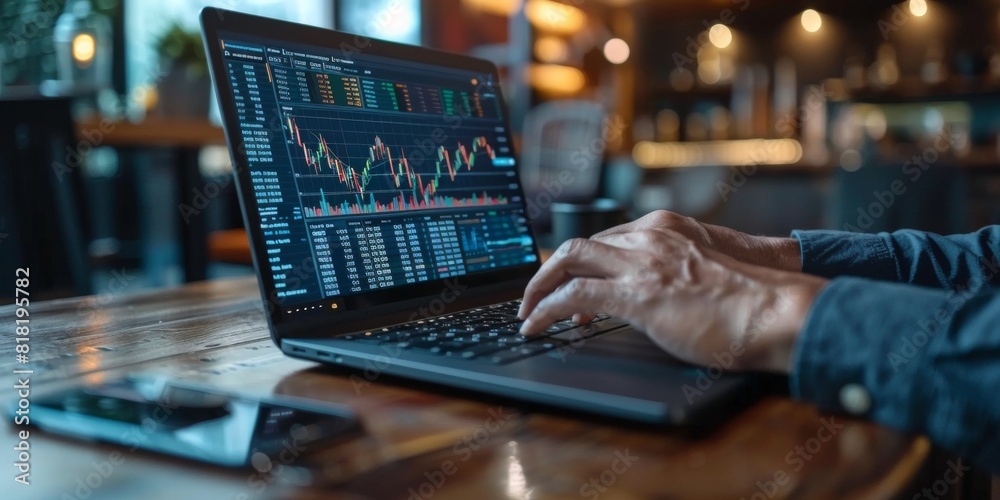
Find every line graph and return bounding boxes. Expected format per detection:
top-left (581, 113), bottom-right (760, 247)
top-left (285, 108), bottom-right (515, 217)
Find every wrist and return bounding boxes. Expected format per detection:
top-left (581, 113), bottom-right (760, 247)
top-left (758, 278), bottom-right (825, 373)
top-left (762, 236), bottom-right (802, 273)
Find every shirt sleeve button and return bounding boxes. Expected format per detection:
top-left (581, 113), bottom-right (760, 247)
top-left (839, 383), bottom-right (871, 415)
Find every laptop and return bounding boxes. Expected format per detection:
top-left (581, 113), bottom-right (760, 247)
top-left (200, 8), bottom-right (755, 425)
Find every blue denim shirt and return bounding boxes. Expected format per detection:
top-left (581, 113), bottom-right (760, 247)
top-left (790, 227), bottom-right (1000, 473)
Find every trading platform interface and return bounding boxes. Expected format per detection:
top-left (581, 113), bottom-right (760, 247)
top-left (218, 35), bottom-right (536, 309)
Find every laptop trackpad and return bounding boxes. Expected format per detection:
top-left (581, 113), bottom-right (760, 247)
top-left (569, 328), bottom-right (686, 364)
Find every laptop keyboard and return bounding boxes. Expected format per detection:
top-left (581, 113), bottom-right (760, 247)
top-left (337, 299), bottom-right (620, 364)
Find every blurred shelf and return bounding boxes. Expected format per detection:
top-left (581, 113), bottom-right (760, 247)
top-left (633, 149), bottom-right (1000, 173)
top-left (847, 146), bottom-right (1000, 170)
top-left (834, 76), bottom-right (1000, 103)
top-left (639, 162), bottom-right (838, 174)
top-left (639, 161), bottom-right (1000, 174)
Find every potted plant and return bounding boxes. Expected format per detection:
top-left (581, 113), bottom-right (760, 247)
top-left (153, 22), bottom-right (210, 118)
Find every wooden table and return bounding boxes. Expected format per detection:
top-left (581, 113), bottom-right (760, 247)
top-left (74, 117), bottom-right (227, 283)
top-left (1, 278), bottom-right (933, 499)
top-left (75, 117), bottom-right (227, 149)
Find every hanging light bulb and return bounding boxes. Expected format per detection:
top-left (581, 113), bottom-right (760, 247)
top-left (54, 0), bottom-right (112, 89)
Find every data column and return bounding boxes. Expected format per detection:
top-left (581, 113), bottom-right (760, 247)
top-left (223, 43), bottom-right (322, 302)
top-left (426, 219), bottom-right (466, 278)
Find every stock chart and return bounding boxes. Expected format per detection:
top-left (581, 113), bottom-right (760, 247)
top-left (286, 108), bottom-right (516, 216)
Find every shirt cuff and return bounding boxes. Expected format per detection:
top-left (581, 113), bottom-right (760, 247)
top-left (792, 230), bottom-right (900, 282)
top-left (790, 277), bottom-right (948, 429)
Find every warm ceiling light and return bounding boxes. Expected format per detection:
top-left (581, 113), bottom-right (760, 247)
top-left (72, 33), bottom-right (96, 67)
top-left (534, 36), bottom-right (568, 62)
top-left (525, 0), bottom-right (587, 35)
top-left (603, 38), bottom-right (630, 64)
top-left (800, 9), bottom-right (822, 33)
top-left (909, 0), bottom-right (928, 17)
top-left (462, 0), bottom-right (522, 16)
top-left (528, 63), bottom-right (585, 94)
top-left (708, 24), bottom-right (732, 49)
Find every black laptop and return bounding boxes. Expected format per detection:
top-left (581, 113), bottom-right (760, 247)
top-left (200, 8), bottom-right (753, 425)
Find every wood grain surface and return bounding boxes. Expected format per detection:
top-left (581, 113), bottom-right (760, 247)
top-left (0, 277), bottom-right (930, 499)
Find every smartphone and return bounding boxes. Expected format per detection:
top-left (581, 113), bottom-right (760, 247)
top-left (9, 376), bottom-right (362, 467)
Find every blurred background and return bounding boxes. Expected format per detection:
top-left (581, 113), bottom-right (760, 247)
top-left (3, 0), bottom-right (1000, 299)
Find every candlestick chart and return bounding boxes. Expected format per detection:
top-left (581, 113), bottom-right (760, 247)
top-left (286, 109), bottom-right (515, 217)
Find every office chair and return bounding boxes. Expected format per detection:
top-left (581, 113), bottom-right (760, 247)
top-left (519, 100), bottom-right (608, 230)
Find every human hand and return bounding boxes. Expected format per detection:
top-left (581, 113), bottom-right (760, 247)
top-left (517, 228), bottom-right (827, 373)
top-left (592, 210), bottom-right (803, 273)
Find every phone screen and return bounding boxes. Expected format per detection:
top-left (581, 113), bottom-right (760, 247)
top-left (24, 377), bottom-right (361, 467)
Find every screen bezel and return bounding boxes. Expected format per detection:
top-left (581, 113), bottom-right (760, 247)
top-left (200, 8), bottom-right (541, 342)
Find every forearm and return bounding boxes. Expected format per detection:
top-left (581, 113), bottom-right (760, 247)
top-left (791, 227), bottom-right (1000, 289)
top-left (791, 278), bottom-right (1000, 473)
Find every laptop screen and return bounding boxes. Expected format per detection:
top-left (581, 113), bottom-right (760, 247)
top-left (215, 33), bottom-right (537, 312)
